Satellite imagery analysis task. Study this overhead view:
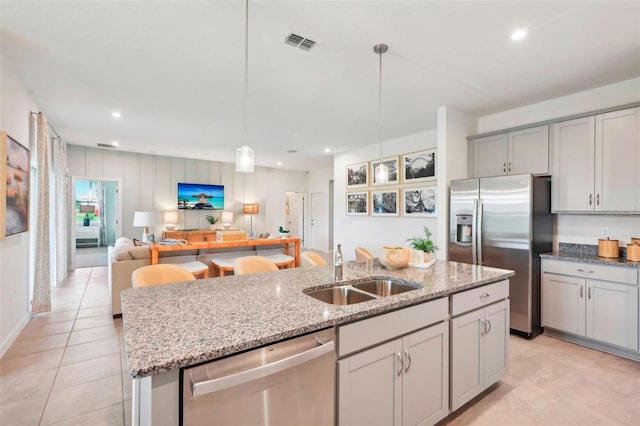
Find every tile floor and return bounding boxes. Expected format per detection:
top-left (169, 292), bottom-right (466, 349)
top-left (1, 266), bottom-right (639, 425)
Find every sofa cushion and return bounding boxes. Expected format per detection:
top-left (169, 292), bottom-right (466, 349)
top-left (129, 246), bottom-right (151, 259)
top-left (115, 237), bottom-right (133, 246)
top-left (113, 241), bottom-right (134, 261)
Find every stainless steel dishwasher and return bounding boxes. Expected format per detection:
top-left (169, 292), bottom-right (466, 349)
top-left (182, 328), bottom-right (335, 426)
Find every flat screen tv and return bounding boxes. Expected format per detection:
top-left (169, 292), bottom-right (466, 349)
top-left (177, 183), bottom-right (224, 210)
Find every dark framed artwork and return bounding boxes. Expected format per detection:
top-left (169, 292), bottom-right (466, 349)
top-left (371, 189), bottom-right (399, 217)
top-left (371, 156), bottom-right (400, 186)
top-left (346, 161), bottom-right (369, 189)
top-left (346, 191), bottom-right (369, 216)
top-left (1, 132), bottom-right (30, 238)
top-left (403, 186), bottom-right (436, 217)
top-left (402, 149), bottom-right (436, 183)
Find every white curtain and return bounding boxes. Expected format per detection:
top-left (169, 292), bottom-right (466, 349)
top-left (32, 113), bottom-right (51, 314)
top-left (53, 138), bottom-right (67, 286)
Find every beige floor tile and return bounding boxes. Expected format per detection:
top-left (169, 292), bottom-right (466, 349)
top-left (54, 353), bottom-right (121, 390)
top-left (31, 310), bottom-right (78, 325)
top-left (73, 314), bottom-right (117, 331)
top-left (0, 393), bottom-right (48, 426)
top-left (42, 374), bottom-right (122, 425)
top-left (124, 399), bottom-right (132, 426)
top-left (2, 333), bottom-right (69, 359)
top-left (77, 305), bottom-right (113, 319)
top-left (61, 336), bottom-right (120, 366)
top-left (48, 402), bottom-right (124, 426)
top-left (50, 301), bottom-right (82, 313)
top-left (68, 324), bottom-right (119, 346)
top-left (122, 370), bottom-right (132, 401)
top-left (80, 298), bottom-right (112, 309)
top-left (0, 348), bottom-right (64, 377)
top-left (18, 319), bottom-right (74, 340)
top-left (0, 367), bottom-right (56, 404)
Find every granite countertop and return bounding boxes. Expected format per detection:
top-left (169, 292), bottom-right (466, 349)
top-left (121, 260), bottom-right (514, 379)
top-left (540, 243), bottom-right (640, 269)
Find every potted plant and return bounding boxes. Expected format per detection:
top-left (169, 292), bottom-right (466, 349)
top-left (278, 226), bottom-right (290, 239)
top-left (205, 214), bottom-right (218, 230)
top-left (406, 226), bottom-right (438, 262)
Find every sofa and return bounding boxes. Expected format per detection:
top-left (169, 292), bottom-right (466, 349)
top-left (108, 237), bottom-right (291, 316)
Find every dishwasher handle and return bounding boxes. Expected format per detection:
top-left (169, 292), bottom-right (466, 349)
top-left (191, 338), bottom-right (335, 397)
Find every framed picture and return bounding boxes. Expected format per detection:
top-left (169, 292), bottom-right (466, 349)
top-left (371, 189), bottom-right (399, 217)
top-left (346, 161), bottom-right (369, 188)
top-left (346, 191), bottom-right (369, 216)
top-left (403, 149), bottom-right (436, 183)
top-left (371, 156), bottom-right (400, 186)
top-left (403, 186), bottom-right (436, 217)
top-left (1, 132), bottom-right (30, 239)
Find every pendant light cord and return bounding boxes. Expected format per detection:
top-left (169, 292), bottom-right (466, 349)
top-left (378, 47), bottom-right (383, 162)
top-left (243, 0), bottom-right (249, 148)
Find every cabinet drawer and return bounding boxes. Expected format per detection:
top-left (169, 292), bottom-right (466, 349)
top-left (450, 280), bottom-right (509, 317)
top-left (542, 259), bottom-right (638, 285)
top-left (337, 297), bottom-right (448, 358)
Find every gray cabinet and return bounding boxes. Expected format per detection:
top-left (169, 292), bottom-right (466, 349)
top-left (472, 125), bottom-right (549, 178)
top-left (337, 299), bottom-right (449, 426)
top-left (542, 259), bottom-right (639, 351)
top-left (552, 107), bottom-right (640, 212)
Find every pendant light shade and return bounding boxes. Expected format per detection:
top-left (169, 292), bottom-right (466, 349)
top-left (236, 0), bottom-right (255, 173)
top-left (373, 43), bottom-right (389, 184)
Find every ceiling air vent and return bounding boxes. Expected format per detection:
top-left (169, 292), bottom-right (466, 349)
top-left (285, 33), bottom-right (316, 51)
top-left (97, 143), bottom-right (118, 149)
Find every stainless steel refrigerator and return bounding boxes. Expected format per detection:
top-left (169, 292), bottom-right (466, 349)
top-left (449, 174), bottom-right (552, 337)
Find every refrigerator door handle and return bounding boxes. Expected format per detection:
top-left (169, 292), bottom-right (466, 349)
top-left (472, 199), bottom-right (478, 265)
top-left (476, 199), bottom-right (483, 266)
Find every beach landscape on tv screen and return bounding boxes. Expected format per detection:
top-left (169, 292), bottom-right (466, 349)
top-left (177, 183), bottom-right (224, 210)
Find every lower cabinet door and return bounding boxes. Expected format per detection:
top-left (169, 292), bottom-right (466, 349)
top-left (450, 308), bottom-right (483, 411)
top-left (542, 273), bottom-right (585, 335)
top-left (483, 300), bottom-right (509, 385)
top-left (402, 322), bottom-right (449, 426)
top-left (338, 339), bottom-right (402, 426)
top-left (587, 279), bottom-right (639, 350)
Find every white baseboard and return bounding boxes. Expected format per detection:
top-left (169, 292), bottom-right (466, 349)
top-left (0, 313), bottom-right (30, 358)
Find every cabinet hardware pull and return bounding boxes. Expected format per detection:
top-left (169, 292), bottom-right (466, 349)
top-left (404, 349), bottom-right (412, 374)
top-left (577, 269), bottom-right (594, 274)
top-left (479, 293), bottom-right (490, 301)
top-left (580, 285), bottom-right (583, 298)
top-left (396, 352), bottom-right (403, 376)
top-left (503, 162), bottom-right (506, 173)
top-left (485, 319), bottom-right (492, 336)
top-left (508, 162), bottom-right (511, 172)
top-left (480, 319), bottom-right (486, 336)
top-left (588, 286), bottom-right (591, 299)
top-left (588, 194), bottom-right (592, 206)
top-left (596, 193), bottom-right (600, 206)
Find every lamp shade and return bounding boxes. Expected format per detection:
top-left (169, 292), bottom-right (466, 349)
top-left (164, 210), bottom-right (178, 224)
top-left (243, 203), bottom-right (259, 215)
top-left (221, 211), bottom-right (234, 229)
top-left (133, 211), bottom-right (155, 227)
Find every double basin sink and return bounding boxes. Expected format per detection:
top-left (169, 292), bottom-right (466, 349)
top-left (305, 279), bottom-right (420, 305)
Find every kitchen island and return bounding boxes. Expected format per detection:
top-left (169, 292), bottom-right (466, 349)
top-left (121, 260), bottom-right (514, 425)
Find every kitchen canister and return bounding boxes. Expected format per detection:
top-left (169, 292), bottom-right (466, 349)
top-left (631, 238), bottom-right (640, 245)
top-left (598, 238), bottom-right (619, 258)
top-left (628, 238), bottom-right (640, 262)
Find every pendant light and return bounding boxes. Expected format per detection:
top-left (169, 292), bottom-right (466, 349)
top-left (236, 0), bottom-right (254, 173)
top-left (374, 43), bottom-right (389, 184)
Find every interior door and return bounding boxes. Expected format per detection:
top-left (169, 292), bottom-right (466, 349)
top-left (288, 193), bottom-right (304, 245)
top-left (310, 192), bottom-right (325, 251)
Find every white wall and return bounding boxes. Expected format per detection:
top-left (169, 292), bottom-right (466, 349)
top-left (0, 61), bottom-right (37, 356)
top-left (477, 77), bottom-right (640, 248)
top-left (307, 167), bottom-right (333, 252)
top-left (66, 145), bottom-right (308, 244)
top-left (334, 131), bottom-right (438, 261)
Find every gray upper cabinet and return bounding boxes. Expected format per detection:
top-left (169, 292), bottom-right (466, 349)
top-left (552, 107), bottom-right (640, 213)
top-left (472, 125), bottom-right (549, 178)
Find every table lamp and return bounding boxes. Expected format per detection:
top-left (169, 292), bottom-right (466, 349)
top-left (243, 203), bottom-right (259, 234)
top-left (221, 211), bottom-right (234, 229)
top-left (164, 210), bottom-right (178, 231)
top-left (133, 211), bottom-right (156, 242)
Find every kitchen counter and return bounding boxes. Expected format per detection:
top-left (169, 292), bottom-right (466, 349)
top-left (121, 260), bottom-right (514, 379)
top-left (541, 243), bottom-right (640, 269)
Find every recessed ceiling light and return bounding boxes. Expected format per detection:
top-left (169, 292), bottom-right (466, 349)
top-left (277, 161), bottom-right (282, 166)
top-left (112, 111), bottom-right (122, 119)
top-left (112, 141), bottom-right (119, 147)
top-left (511, 28), bottom-right (528, 41)
top-left (324, 148), bottom-right (330, 153)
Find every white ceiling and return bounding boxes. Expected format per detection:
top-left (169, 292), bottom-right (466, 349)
top-left (1, 1), bottom-right (639, 171)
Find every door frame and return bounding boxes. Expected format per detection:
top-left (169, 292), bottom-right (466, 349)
top-left (70, 176), bottom-right (123, 270)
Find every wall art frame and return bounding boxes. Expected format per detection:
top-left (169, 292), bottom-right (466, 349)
top-left (346, 191), bottom-right (369, 216)
top-left (345, 161), bottom-right (369, 189)
top-left (371, 189), bottom-right (399, 217)
top-left (371, 155), bottom-right (400, 186)
top-left (403, 186), bottom-right (437, 217)
top-left (1, 131), bottom-right (30, 239)
top-left (402, 149), bottom-right (436, 184)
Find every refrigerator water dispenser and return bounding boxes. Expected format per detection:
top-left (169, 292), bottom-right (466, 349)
top-left (456, 215), bottom-right (473, 244)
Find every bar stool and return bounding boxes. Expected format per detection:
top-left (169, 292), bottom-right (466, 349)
top-left (301, 251), bottom-right (327, 267)
top-left (132, 264), bottom-right (195, 287)
top-left (355, 247), bottom-right (374, 262)
top-left (177, 261), bottom-right (210, 279)
top-left (234, 256), bottom-right (279, 275)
